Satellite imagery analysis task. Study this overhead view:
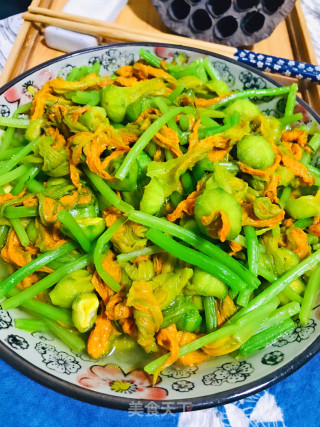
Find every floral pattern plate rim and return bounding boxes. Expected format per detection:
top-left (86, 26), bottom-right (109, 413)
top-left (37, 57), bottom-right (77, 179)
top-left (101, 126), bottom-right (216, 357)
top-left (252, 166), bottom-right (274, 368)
top-left (0, 42), bottom-right (320, 413)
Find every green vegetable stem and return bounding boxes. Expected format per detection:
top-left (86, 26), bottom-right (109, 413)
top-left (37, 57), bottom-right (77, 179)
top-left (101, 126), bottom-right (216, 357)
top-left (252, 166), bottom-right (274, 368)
top-left (1, 254), bottom-right (91, 309)
top-left (0, 242), bottom-right (77, 299)
top-left (146, 228), bottom-right (248, 292)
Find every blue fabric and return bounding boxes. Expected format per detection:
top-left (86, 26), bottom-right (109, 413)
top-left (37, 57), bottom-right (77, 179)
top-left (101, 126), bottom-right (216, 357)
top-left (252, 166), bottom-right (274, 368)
top-left (0, 353), bottom-right (319, 427)
top-left (0, 358), bottom-right (179, 427)
top-left (269, 352), bottom-right (320, 427)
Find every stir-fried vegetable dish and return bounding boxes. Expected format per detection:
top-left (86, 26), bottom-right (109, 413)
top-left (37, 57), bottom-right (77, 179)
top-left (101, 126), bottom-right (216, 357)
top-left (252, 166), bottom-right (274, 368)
top-left (0, 48), bottom-right (320, 381)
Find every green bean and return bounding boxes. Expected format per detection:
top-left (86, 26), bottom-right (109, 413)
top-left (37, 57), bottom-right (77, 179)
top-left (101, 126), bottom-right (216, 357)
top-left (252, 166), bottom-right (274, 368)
top-left (182, 106), bottom-right (219, 127)
top-left (230, 248), bottom-right (320, 323)
top-left (67, 65), bottom-right (95, 81)
top-left (165, 149), bottom-right (174, 161)
top-left (244, 225), bottom-right (259, 277)
top-left (45, 318), bottom-right (86, 353)
top-left (203, 296), bottom-right (217, 332)
top-left (210, 85), bottom-right (293, 110)
top-left (4, 206), bottom-right (38, 218)
top-left (58, 210), bottom-right (91, 252)
top-left (23, 300), bottom-right (73, 325)
top-left (0, 219), bottom-right (11, 227)
top-left (128, 210), bottom-right (260, 289)
top-left (258, 266), bottom-right (277, 282)
top-left (0, 225), bottom-right (9, 249)
top-left (294, 218), bottom-right (314, 229)
top-left (279, 186), bottom-right (291, 209)
top-left (10, 218), bottom-right (29, 247)
top-left (233, 234), bottom-right (247, 247)
top-left (8, 288), bottom-right (73, 326)
top-left (284, 83), bottom-right (298, 117)
top-left (115, 107), bottom-right (183, 180)
top-left (0, 164), bottom-right (29, 187)
top-left (0, 116), bottom-right (30, 128)
top-left (195, 63), bottom-right (208, 82)
top-left (84, 166), bottom-right (133, 213)
top-left (146, 228), bottom-right (247, 292)
top-left (192, 163), bottom-right (206, 182)
top-left (117, 245), bottom-right (163, 263)
top-left (278, 113), bottom-right (303, 127)
top-left (257, 301), bottom-right (300, 333)
top-left (237, 288), bottom-right (253, 307)
top-left (181, 171), bottom-right (195, 194)
top-left (308, 234), bottom-right (318, 245)
top-left (0, 242), bottom-right (78, 299)
top-left (0, 147), bottom-right (21, 160)
top-left (203, 57), bottom-right (220, 81)
top-left (199, 159), bottom-right (239, 173)
top-left (199, 113), bottom-right (219, 127)
top-left (167, 83), bottom-right (185, 102)
top-left (238, 318), bottom-right (295, 356)
top-left (179, 114), bottom-right (190, 132)
top-left (66, 68), bottom-right (81, 82)
top-left (154, 97), bottom-right (181, 135)
top-left (139, 48), bottom-right (161, 68)
top-left (93, 217), bottom-right (127, 292)
top-left (0, 102), bottom-right (32, 150)
top-left (299, 265), bottom-right (320, 325)
top-left (153, 97), bottom-right (169, 112)
top-left (220, 162), bottom-right (240, 173)
top-left (146, 141), bottom-right (157, 157)
top-left (270, 227), bottom-right (282, 243)
top-left (306, 164), bottom-right (320, 186)
top-left (234, 299), bottom-right (280, 345)
top-left (71, 90), bottom-right (100, 106)
top-left (229, 289), bottom-right (238, 300)
top-left (0, 136), bottom-right (41, 175)
top-left (26, 178), bottom-right (46, 193)
top-left (309, 134), bottom-right (320, 152)
top-left (166, 59), bottom-right (202, 79)
top-left (282, 286), bottom-right (303, 303)
top-left (12, 165), bottom-right (39, 196)
top-left (15, 318), bottom-right (48, 333)
top-left (170, 192), bottom-right (183, 208)
top-left (198, 123), bottom-right (226, 140)
top-left (300, 151), bottom-right (311, 165)
top-left (46, 252), bottom-right (82, 270)
top-left (0, 140), bottom-right (15, 157)
top-left (66, 61), bottom-right (100, 81)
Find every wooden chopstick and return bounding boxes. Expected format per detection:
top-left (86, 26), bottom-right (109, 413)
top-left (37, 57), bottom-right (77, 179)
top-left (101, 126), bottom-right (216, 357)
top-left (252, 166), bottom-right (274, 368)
top-left (22, 8), bottom-right (236, 58)
top-left (20, 7), bottom-right (320, 84)
top-left (27, 6), bottom-right (166, 36)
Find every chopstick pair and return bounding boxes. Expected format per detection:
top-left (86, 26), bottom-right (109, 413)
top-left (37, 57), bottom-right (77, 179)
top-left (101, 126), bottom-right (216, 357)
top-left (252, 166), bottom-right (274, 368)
top-left (23, 6), bottom-right (320, 84)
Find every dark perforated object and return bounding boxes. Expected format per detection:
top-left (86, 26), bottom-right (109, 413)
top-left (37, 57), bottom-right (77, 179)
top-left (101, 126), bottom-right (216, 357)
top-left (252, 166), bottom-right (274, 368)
top-left (152, 0), bottom-right (296, 47)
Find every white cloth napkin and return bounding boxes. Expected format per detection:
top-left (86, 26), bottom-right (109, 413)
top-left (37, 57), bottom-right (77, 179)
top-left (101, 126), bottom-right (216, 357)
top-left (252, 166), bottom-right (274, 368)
top-left (301, 0), bottom-right (320, 64)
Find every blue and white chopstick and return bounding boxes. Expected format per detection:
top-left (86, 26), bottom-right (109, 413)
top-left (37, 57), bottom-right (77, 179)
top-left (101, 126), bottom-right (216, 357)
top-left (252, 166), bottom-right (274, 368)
top-left (234, 49), bottom-right (320, 83)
